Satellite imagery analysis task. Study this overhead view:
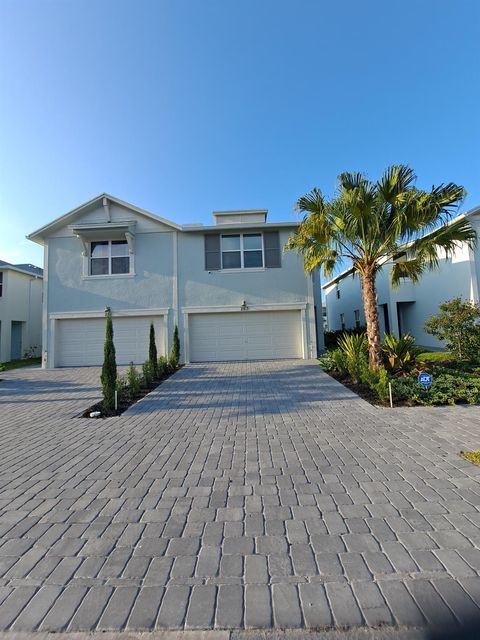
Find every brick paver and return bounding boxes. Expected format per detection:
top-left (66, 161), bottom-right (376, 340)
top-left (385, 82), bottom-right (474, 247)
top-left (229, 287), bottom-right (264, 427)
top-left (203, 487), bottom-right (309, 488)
top-left (0, 361), bottom-right (480, 632)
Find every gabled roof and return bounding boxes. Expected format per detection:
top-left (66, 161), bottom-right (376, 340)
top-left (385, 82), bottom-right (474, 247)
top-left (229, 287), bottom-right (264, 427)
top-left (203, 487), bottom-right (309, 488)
top-left (27, 193), bottom-right (182, 244)
top-left (0, 260), bottom-right (43, 277)
top-left (322, 204), bottom-right (480, 290)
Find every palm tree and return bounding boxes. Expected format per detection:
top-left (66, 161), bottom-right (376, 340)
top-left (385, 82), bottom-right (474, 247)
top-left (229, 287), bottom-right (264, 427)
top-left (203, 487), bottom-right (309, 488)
top-left (286, 165), bottom-right (476, 368)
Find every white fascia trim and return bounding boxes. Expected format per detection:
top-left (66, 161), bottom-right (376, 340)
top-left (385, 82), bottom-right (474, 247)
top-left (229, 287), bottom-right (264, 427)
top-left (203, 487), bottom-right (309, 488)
top-left (182, 303), bottom-right (306, 314)
top-left (49, 308), bottom-right (170, 320)
top-left (27, 193), bottom-right (182, 244)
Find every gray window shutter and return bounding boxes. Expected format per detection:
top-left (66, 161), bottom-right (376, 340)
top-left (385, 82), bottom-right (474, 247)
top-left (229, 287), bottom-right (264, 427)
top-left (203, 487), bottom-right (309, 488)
top-left (264, 231), bottom-right (281, 268)
top-left (205, 234), bottom-right (221, 270)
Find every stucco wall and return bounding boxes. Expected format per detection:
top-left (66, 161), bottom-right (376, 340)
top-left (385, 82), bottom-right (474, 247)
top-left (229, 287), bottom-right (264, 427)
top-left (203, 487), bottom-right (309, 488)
top-left (47, 233), bottom-right (174, 313)
top-left (0, 269), bottom-right (43, 361)
top-left (41, 204), bottom-right (324, 364)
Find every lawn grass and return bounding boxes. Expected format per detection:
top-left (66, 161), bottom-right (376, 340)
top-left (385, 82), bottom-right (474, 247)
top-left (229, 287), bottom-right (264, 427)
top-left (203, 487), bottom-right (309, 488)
top-left (418, 351), bottom-right (452, 364)
top-left (1, 357), bottom-right (41, 371)
top-left (460, 451), bottom-right (480, 466)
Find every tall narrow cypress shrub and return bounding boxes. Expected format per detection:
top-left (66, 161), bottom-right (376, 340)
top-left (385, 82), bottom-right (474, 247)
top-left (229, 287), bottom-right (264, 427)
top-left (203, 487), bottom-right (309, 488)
top-left (101, 310), bottom-right (117, 409)
top-left (149, 322), bottom-right (158, 378)
top-left (170, 324), bottom-right (180, 369)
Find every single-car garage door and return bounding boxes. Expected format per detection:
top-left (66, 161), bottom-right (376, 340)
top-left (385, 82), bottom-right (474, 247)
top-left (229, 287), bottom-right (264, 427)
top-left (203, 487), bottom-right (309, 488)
top-left (55, 316), bottom-right (165, 367)
top-left (189, 310), bottom-right (303, 362)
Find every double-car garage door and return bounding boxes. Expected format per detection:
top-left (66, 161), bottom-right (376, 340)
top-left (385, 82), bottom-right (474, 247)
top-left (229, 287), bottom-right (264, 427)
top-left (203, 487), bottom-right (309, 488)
top-left (55, 316), bottom-right (165, 367)
top-left (54, 310), bottom-right (303, 366)
top-left (189, 310), bottom-right (303, 362)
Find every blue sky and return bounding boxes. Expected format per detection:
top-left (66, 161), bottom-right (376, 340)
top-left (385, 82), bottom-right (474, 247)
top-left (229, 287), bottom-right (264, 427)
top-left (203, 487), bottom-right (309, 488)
top-left (1, 0), bottom-right (479, 267)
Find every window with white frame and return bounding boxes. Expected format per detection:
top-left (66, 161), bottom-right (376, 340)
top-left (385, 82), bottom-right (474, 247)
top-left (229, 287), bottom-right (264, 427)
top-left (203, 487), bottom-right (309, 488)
top-left (354, 309), bottom-right (360, 328)
top-left (0, 272), bottom-right (3, 297)
top-left (89, 240), bottom-right (130, 275)
top-left (221, 233), bottom-right (263, 269)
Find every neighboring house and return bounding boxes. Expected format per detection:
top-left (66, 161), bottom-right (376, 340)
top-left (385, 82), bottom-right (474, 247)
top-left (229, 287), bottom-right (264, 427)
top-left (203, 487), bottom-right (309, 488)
top-left (27, 194), bottom-right (324, 368)
top-left (0, 260), bottom-right (43, 362)
top-left (323, 205), bottom-right (480, 350)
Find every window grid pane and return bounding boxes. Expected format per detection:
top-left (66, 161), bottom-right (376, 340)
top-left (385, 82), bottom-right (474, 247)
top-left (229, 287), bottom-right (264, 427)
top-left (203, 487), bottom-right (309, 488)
top-left (222, 252), bottom-right (241, 269)
top-left (90, 258), bottom-right (109, 276)
top-left (244, 251), bottom-right (263, 268)
top-left (243, 234), bottom-right (262, 250)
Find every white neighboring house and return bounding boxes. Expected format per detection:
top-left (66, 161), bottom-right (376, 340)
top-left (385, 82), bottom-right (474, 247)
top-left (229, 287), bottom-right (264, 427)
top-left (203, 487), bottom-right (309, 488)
top-left (27, 194), bottom-right (324, 368)
top-left (0, 260), bottom-right (43, 362)
top-left (323, 205), bottom-right (480, 350)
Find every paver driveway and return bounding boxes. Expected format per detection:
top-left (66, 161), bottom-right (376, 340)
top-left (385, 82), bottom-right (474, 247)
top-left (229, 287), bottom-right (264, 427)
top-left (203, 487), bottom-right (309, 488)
top-left (0, 361), bottom-right (480, 634)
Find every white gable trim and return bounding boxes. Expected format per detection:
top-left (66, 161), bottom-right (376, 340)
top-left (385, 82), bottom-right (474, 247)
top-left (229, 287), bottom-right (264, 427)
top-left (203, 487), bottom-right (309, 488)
top-left (27, 193), bottom-right (181, 244)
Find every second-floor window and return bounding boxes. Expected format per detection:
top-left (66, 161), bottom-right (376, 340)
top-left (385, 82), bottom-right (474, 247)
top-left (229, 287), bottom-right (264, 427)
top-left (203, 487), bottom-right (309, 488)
top-left (90, 240), bottom-right (129, 276)
top-left (0, 272), bottom-right (3, 296)
top-left (221, 234), bottom-right (263, 269)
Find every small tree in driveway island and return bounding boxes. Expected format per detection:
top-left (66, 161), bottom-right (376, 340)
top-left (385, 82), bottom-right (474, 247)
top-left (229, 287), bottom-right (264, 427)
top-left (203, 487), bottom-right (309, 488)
top-left (101, 309), bottom-right (117, 410)
top-left (149, 322), bottom-right (159, 378)
top-left (285, 165), bottom-right (476, 368)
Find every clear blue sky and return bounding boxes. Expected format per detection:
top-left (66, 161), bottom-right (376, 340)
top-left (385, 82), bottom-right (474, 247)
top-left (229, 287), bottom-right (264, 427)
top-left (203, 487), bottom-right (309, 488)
top-left (1, 0), bottom-right (479, 267)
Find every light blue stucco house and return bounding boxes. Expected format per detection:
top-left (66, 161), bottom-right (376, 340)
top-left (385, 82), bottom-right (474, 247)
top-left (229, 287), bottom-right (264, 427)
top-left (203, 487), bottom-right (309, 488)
top-left (28, 194), bottom-right (324, 367)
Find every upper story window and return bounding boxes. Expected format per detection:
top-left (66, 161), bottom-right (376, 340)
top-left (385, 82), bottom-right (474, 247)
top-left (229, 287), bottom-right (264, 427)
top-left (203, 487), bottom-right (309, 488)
top-left (221, 233), bottom-right (263, 269)
top-left (89, 240), bottom-right (129, 276)
top-left (354, 309), bottom-right (360, 328)
top-left (0, 272), bottom-right (3, 296)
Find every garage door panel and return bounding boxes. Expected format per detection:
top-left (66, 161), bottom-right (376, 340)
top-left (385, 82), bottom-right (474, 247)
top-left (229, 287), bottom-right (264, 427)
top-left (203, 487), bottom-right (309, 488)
top-left (189, 311), bottom-right (302, 362)
top-left (56, 316), bottom-right (165, 367)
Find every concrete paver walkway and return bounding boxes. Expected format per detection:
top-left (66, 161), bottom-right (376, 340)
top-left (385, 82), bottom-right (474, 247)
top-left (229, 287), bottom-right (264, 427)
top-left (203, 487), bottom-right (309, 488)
top-left (0, 361), bottom-right (480, 633)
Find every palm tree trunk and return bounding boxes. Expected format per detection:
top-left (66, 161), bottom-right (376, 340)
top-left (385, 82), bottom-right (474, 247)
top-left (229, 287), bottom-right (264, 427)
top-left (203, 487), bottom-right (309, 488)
top-left (362, 268), bottom-right (382, 368)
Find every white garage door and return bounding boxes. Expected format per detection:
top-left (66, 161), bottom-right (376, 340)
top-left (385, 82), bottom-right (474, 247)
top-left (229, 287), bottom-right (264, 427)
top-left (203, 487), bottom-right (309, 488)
top-left (189, 310), bottom-right (303, 362)
top-left (56, 316), bottom-right (165, 366)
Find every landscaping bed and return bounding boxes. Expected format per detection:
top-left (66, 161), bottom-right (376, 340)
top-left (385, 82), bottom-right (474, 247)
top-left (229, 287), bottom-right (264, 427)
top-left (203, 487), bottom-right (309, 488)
top-left (81, 364), bottom-right (181, 418)
top-left (319, 330), bottom-right (480, 408)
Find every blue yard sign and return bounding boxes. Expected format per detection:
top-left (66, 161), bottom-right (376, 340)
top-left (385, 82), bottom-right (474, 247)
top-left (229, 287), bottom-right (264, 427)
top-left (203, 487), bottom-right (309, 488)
top-left (418, 372), bottom-right (433, 388)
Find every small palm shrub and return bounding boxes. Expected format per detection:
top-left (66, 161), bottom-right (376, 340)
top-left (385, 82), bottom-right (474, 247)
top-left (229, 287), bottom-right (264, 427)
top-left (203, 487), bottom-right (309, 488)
top-left (337, 332), bottom-right (368, 383)
top-left (127, 362), bottom-right (141, 401)
top-left (382, 333), bottom-right (422, 374)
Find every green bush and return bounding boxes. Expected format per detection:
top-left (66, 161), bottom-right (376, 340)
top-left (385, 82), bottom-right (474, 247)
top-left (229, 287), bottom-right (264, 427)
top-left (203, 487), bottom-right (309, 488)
top-left (158, 355), bottom-right (170, 376)
top-left (337, 332), bottom-right (368, 383)
top-left (371, 366), bottom-right (390, 403)
top-left (101, 312), bottom-right (117, 410)
top-left (331, 348), bottom-right (348, 375)
top-left (382, 333), bottom-right (422, 374)
top-left (324, 326), bottom-right (366, 350)
top-left (127, 362), bottom-right (141, 401)
top-left (142, 360), bottom-right (155, 387)
top-left (391, 368), bottom-right (480, 405)
top-left (149, 323), bottom-right (159, 378)
top-left (424, 297), bottom-right (480, 362)
top-left (170, 324), bottom-right (180, 370)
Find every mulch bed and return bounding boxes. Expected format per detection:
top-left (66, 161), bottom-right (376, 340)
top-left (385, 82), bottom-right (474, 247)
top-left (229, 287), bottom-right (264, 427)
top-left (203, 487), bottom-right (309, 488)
top-left (81, 366), bottom-right (182, 418)
top-left (327, 370), bottom-right (415, 407)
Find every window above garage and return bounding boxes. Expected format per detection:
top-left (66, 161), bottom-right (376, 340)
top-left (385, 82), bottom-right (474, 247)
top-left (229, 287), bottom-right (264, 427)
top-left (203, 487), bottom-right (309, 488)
top-left (71, 221), bottom-right (136, 278)
top-left (90, 240), bottom-right (130, 275)
top-left (205, 230), bottom-right (281, 271)
top-left (221, 233), bottom-right (263, 269)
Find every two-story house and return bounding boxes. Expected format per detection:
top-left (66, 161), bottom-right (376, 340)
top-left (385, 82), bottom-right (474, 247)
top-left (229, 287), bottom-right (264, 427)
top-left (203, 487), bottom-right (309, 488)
top-left (28, 194), bottom-right (324, 368)
top-left (0, 260), bottom-right (43, 362)
top-left (322, 204), bottom-right (480, 350)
